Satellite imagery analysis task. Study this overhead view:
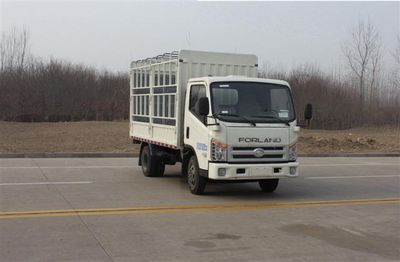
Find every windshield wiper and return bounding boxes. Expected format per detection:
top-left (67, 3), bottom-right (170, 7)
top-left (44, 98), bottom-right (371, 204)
top-left (251, 115), bottom-right (290, 126)
top-left (212, 112), bottom-right (256, 127)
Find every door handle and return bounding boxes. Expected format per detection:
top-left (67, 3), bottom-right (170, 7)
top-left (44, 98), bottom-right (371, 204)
top-left (186, 127), bottom-right (190, 139)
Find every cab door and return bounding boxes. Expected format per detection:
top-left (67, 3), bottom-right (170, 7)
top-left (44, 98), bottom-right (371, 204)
top-left (184, 83), bottom-right (210, 170)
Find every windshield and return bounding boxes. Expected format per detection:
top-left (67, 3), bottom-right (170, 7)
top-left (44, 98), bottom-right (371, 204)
top-left (211, 82), bottom-right (295, 123)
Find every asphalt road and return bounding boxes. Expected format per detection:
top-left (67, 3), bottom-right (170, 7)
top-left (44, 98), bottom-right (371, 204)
top-left (1, 157), bottom-right (399, 262)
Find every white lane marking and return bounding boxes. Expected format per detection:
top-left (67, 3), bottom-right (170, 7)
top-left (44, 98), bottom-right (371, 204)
top-left (302, 163), bottom-right (399, 167)
top-left (341, 227), bottom-right (366, 237)
top-left (0, 181), bottom-right (93, 186)
top-left (0, 166), bottom-right (138, 169)
top-left (307, 175), bottom-right (400, 179)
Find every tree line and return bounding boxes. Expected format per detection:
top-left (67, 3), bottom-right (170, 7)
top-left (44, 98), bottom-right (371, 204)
top-left (0, 27), bottom-right (129, 122)
top-left (0, 59), bottom-right (129, 122)
top-left (0, 21), bottom-right (399, 129)
top-left (260, 64), bottom-right (399, 129)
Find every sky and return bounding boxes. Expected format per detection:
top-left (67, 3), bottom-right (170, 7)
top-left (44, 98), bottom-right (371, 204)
top-left (1, 1), bottom-right (399, 73)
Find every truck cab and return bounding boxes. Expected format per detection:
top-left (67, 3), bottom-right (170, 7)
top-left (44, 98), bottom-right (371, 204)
top-left (183, 76), bottom-right (299, 194)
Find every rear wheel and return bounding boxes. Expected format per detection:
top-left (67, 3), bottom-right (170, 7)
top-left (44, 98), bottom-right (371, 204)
top-left (259, 179), bottom-right (279, 193)
top-left (187, 155), bottom-right (207, 195)
top-left (141, 145), bottom-right (165, 177)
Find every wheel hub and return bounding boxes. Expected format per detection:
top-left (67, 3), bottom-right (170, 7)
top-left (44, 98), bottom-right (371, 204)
top-left (188, 164), bottom-right (196, 188)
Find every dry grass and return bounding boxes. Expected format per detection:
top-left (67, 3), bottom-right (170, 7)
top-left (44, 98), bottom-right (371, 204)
top-left (0, 121), bottom-right (399, 154)
top-left (299, 127), bottom-right (400, 153)
top-left (0, 121), bottom-right (135, 153)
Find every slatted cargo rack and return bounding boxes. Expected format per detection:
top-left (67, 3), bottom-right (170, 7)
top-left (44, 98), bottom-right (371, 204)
top-left (129, 50), bottom-right (258, 149)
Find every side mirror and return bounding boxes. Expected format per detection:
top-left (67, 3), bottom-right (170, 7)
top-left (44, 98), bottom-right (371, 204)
top-left (304, 103), bottom-right (313, 120)
top-left (198, 97), bottom-right (210, 116)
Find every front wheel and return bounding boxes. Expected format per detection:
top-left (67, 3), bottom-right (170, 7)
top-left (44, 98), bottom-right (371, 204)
top-left (259, 179), bottom-right (279, 193)
top-left (187, 155), bottom-right (207, 195)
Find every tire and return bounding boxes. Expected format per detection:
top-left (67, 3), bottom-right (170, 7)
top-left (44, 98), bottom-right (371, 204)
top-left (141, 145), bottom-right (165, 177)
top-left (187, 155), bottom-right (207, 195)
top-left (259, 179), bottom-right (279, 193)
top-left (157, 164), bottom-right (165, 176)
top-left (181, 158), bottom-right (188, 181)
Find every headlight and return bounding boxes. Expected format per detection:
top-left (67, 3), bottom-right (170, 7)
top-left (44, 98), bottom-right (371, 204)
top-left (288, 141), bottom-right (297, 161)
top-left (211, 139), bottom-right (227, 161)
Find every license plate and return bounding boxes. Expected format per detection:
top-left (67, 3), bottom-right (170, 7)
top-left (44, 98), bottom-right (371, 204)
top-left (251, 167), bottom-right (273, 176)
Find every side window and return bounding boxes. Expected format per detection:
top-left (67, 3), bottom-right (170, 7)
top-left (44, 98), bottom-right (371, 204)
top-left (189, 85), bottom-right (206, 119)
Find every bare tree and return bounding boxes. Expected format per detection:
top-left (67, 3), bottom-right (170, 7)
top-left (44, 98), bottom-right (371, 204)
top-left (388, 36), bottom-right (400, 124)
top-left (394, 36), bottom-right (400, 64)
top-left (342, 19), bottom-right (382, 111)
top-left (0, 26), bottom-right (30, 71)
top-left (393, 36), bottom-right (400, 88)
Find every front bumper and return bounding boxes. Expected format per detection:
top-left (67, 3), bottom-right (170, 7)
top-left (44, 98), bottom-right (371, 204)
top-left (208, 161), bottom-right (299, 180)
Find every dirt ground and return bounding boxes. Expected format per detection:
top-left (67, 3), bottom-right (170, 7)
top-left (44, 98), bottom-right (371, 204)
top-left (299, 127), bottom-right (399, 153)
top-left (0, 121), bottom-right (134, 153)
top-left (0, 121), bottom-right (399, 154)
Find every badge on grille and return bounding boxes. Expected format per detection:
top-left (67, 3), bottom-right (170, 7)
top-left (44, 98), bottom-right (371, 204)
top-left (253, 148), bottom-right (265, 158)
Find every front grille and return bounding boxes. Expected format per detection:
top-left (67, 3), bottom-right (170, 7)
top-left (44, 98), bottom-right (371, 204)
top-left (232, 146), bottom-right (283, 151)
top-left (233, 154), bottom-right (283, 159)
top-left (229, 146), bottom-right (286, 162)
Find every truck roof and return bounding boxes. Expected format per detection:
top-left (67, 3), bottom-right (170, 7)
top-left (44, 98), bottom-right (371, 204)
top-left (188, 76), bottom-right (290, 87)
top-left (130, 49), bottom-right (257, 69)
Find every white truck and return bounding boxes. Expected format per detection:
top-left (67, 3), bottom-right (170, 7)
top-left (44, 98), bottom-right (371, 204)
top-left (129, 50), bottom-right (311, 194)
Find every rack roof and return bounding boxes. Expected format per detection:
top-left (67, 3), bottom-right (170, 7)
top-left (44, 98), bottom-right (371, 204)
top-left (131, 51), bottom-right (179, 68)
